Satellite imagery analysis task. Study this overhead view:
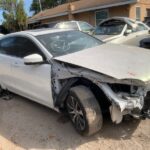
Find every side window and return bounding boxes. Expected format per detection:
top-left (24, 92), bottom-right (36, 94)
top-left (95, 10), bottom-right (109, 25)
top-left (127, 24), bottom-right (133, 32)
top-left (137, 23), bottom-right (148, 31)
top-left (15, 37), bottom-right (46, 59)
top-left (0, 36), bottom-right (45, 59)
top-left (79, 22), bottom-right (94, 32)
top-left (0, 37), bottom-right (19, 57)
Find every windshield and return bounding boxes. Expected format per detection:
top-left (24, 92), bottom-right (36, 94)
top-left (36, 31), bottom-right (102, 57)
top-left (78, 21), bottom-right (94, 32)
top-left (95, 20), bottom-right (126, 35)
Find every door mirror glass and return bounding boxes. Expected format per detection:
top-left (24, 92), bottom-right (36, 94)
top-left (124, 29), bottom-right (132, 36)
top-left (24, 54), bottom-right (43, 65)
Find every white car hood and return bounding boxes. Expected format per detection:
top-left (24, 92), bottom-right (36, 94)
top-left (54, 43), bottom-right (150, 82)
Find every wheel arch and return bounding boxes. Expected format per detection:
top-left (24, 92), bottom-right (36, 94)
top-left (55, 77), bottom-right (111, 112)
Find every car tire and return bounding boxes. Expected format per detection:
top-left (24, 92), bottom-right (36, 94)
top-left (0, 86), bottom-right (3, 96)
top-left (66, 85), bottom-right (103, 136)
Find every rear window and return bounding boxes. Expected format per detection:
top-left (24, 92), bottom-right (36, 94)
top-left (55, 22), bottom-right (79, 30)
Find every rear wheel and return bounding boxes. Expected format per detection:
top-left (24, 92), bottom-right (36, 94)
top-left (66, 85), bottom-right (103, 136)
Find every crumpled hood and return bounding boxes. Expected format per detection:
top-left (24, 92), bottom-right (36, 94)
top-left (54, 43), bottom-right (150, 82)
top-left (94, 34), bottom-right (121, 42)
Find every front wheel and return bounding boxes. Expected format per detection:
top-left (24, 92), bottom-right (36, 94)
top-left (0, 86), bottom-right (3, 96)
top-left (66, 86), bottom-right (103, 136)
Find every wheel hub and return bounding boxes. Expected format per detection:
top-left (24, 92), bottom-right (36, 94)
top-left (67, 96), bottom-right (86, 131)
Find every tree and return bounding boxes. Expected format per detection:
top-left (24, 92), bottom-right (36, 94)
top-left (16, 0), bottom-right (27, 30)
top-left (30, 0), bottom-right (41, 15)
top-left (30, 0), bottom-right (68, 15)
top-left (0, 0), bottom-right (27, 32)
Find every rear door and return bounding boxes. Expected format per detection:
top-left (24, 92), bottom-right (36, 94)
top-left (0, 37), bottom-right (17, 88)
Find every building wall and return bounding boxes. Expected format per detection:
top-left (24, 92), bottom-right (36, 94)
top-left (40, 15), bottom-right (69, 24)
top-left (35, 1), bottom-right (150, 27)
top-left (73, 5), bottom-right (129, 26)
top-left (74, 11), bottom-right (95, 25)
top-left (109, 5), bottom-right (129, 18)
top-left (129, 0), bottom-right (150, 21)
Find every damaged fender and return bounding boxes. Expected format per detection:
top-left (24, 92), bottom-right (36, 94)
top-left (52, 61), bottom-right (149, 123)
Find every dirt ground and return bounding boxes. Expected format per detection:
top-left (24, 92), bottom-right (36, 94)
top-left (0, 94), bottom-right (150, 150)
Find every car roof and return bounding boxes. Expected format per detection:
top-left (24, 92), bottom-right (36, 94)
top-left (3, 28), bottom-right (73, 37)
top-left (56, 20), bottom-right (87, 24)
top-left (107, 17), bottom-right (135, 21)
top-left (98, 17), bottom-right (139, 28)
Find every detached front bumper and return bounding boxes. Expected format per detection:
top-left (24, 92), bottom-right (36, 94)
top-left (98, 83), bottom-right (150, 123)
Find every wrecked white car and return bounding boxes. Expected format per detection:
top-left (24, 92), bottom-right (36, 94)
top-left (0, 29), bottom-right (150, 136)
top-left (94, 17), bottom-right (150, 47)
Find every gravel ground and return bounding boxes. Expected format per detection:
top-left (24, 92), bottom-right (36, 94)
top-left (0, 94), bottom-right (150, 150)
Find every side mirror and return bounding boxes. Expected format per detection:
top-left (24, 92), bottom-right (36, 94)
top-left (124, 29), bottom-right (132, 36)
top-left (24, 54), bottom-right (44, 65)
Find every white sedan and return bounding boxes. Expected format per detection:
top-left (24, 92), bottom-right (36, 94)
top-left (55, 21), bottom-right (95, 35)
top-left (0, 29), bottom-right (150, 136)
top-left (95, 17), bottom-right (150, 46)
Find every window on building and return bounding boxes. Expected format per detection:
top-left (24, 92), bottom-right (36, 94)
top-left (95, 10), bottom-right (109, 26)
top-left (147, 9), bottom-right (150, 17)
top-left (136, 7), bottom-right (141, 21)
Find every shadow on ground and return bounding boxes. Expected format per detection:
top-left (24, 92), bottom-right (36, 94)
top-left (0, 94), bottom-right (141, 149)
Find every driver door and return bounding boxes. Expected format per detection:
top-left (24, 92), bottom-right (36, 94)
top-left (9, 36), bottom-right (54, 108)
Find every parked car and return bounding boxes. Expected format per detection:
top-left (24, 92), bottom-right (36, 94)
top-left (94, 17), bottom-right (150, 46)
top-left (144, 17), bottom-right (150, 27)
top-left (54, 21), bottom-right (95, 35)
top-left (0, 29), bottom-right (150, 136)
top-left (140, 37), bottom-right (150, 49)
top-left (33, 21), bottom-right (95, 35)
top-left (33, 22), bottom-right (60, 29)
top-left (146, 20), bottom-right (150, 27)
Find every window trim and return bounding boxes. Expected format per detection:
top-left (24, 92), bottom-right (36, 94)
top-left (95, 9), bottom-right (109, 26)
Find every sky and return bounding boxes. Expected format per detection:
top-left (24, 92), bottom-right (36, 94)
top-left (0, 0), bottom-right (33, 24)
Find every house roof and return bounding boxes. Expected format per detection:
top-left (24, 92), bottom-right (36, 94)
top-left (28, 0), bottom-right (138, 24)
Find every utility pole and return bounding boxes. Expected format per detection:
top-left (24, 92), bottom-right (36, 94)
top-left (38, 0), bottom-right (42, 11)
top-left (68, 0), bottom-right (74, 20)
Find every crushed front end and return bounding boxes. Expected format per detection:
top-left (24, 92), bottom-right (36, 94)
top-left (98, 82), bottom-right (150, 123)
top-left (52, 61), bottom-right (150, 124)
